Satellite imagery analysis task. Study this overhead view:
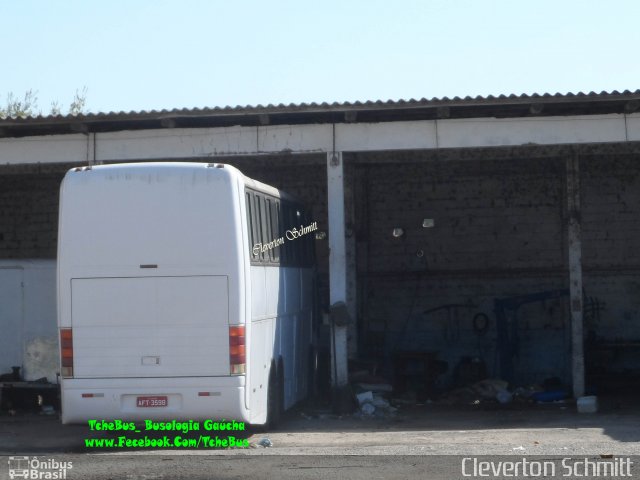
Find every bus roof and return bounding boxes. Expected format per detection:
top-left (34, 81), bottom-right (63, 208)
top-left (68, 162), bottom-right (301, 204)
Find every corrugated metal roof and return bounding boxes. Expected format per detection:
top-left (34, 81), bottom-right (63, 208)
top-left (1, 89), bottom-right (639, 138)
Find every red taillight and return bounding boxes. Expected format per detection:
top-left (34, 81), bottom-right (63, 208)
top-left (60, 328), bottom-right (73, 378)
top-left (229, 325), bottom-right (246, 375)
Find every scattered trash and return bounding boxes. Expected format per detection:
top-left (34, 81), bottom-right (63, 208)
top-left (474, 379), bottom-right (509, 398)
top-left (440, 378), bottom-right (510, 405)
top-left (356, 391), bottom-right (374, 406)
top-left (257, 437), bottom-right (273, 448)
top-left (512, 446), bottom-right (525, 452)
top-left (513, 385), bottom-right (541, 400)
top-left (360, 403), bottom-right (376, 415)
top-left (577, 395), bottom-right (598, 414)
top-left (532, 390), bottom-right (569, 403)
top-left (496, 389), bottom-right (513, 404)
top-left (41, 405), bottom-right (56, 415)
top-left (354, 389), bottom-right (397, 416)
top-left (371, 395), bottom-right (390, 409)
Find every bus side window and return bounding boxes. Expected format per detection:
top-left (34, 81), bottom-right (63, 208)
top-left (302, 210), bottom-right (311, 266)
top-left (280, 202), bottom-right (288, 265)
top-left (270, 199), bottom-right (280, 263)
top-left (299, 209), bottom-right (306, 266)
top-left (265, 197), bottom-right (274, 263)
top-left (246, 192), bottom-right (259, 263)
top-left (290, 206), bottom-right (300, 266)
top-left (259, 195), bottom-right (269, 263)
top-left (307, 211), bottom-right (314, 265)
top-left (253, 194), bottom-right (263, 264)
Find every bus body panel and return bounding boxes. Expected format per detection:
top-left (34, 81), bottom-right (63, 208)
top-left (247, 317), bottom-right (271, 422)
top-left (71, 275), bottom-right (229, 378)
top-left (60, 376), bottom-right (249, 424)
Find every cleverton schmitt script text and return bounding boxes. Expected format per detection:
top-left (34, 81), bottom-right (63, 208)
top-left (253, 221), bottom-right (318, 257)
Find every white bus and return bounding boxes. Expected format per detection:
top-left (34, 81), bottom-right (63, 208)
top-left (57, 162), bottom-right (316, 425)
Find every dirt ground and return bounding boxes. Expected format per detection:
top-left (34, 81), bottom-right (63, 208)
top-left (1, 393), bottom-right (639, 456)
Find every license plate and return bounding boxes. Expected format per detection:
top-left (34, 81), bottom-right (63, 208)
top-left (136, 396), bottom-right (167, 408)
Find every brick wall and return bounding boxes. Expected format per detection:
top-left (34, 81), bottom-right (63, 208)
top-left (0, 164), bottom-right (73, 259)
top-left (353, 155), bottom-right (570, 385)
top-left (582, 155), bottom-right (640, 374)
top-left (582, 155), bottom-right (640, 269)
top-left (354, 152), bottom-right (640, 387)
top-left (358, 157), bottom-right (565, 273)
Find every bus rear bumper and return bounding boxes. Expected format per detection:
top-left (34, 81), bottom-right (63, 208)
top-left (60, 376), bottom-right (250, 425)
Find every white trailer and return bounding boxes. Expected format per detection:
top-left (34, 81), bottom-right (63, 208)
top-left (57, 162), bottom-right (315, 425)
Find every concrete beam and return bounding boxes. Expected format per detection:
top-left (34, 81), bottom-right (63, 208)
top-left (258, 124), bottom-right (332, 153)
top-left (336, 121), bottom-right (437, 151)
top-left (1, 113), bottom-right (639, 165)
top-left (529, 104), bottom-right (544, 115)
top-left (160, 118), bottom-right (178, 128)
top-left (344, 111), bottom-right (357, 123)
top-left (69, 123), bottom-right (88, 134)
top-left (625, 100), bottom-right (640, 113)
top-left (0, 134), bottom-right (88, 164)
top-left (436, 114), bottom-right (627, 148)
top-left (566, 152), bottom-right (585, 399)
top-left (258, 114), bottom-right (270, 126)
top-left (436, 106), bottom-right (450, 118)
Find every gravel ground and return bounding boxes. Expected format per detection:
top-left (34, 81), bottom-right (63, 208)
top-left (1, 395), bottom-right (639, 456)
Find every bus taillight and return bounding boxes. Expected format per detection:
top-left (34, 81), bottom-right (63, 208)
top-left (229, 325), bottom-right (246, 375)
top-left (60, 328), bottom-right (74, 377)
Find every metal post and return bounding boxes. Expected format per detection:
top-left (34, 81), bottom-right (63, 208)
top-left (327, 152), bottom-right (351, 410)
top-left (566, 153), bottom-right (585, 398)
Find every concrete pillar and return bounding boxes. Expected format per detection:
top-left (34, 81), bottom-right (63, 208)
top-left (344, 162), bottom-right (358, 358)
top-left (327, 152), bottom-right (350, 407)
top-left (566, 153), bottom-right (585, 398)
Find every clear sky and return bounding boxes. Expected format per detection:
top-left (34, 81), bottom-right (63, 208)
top-left (2, 0), bottom-right (639, 115)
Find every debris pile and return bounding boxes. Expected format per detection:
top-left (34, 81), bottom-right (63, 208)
top-left (355, 390), bottom-right (398, 417)
top-left (439, 378), bottom-right (510, 405)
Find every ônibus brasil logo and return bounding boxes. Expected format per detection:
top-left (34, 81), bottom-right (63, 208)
top-left (8, 456), bottom-right (73, 479)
